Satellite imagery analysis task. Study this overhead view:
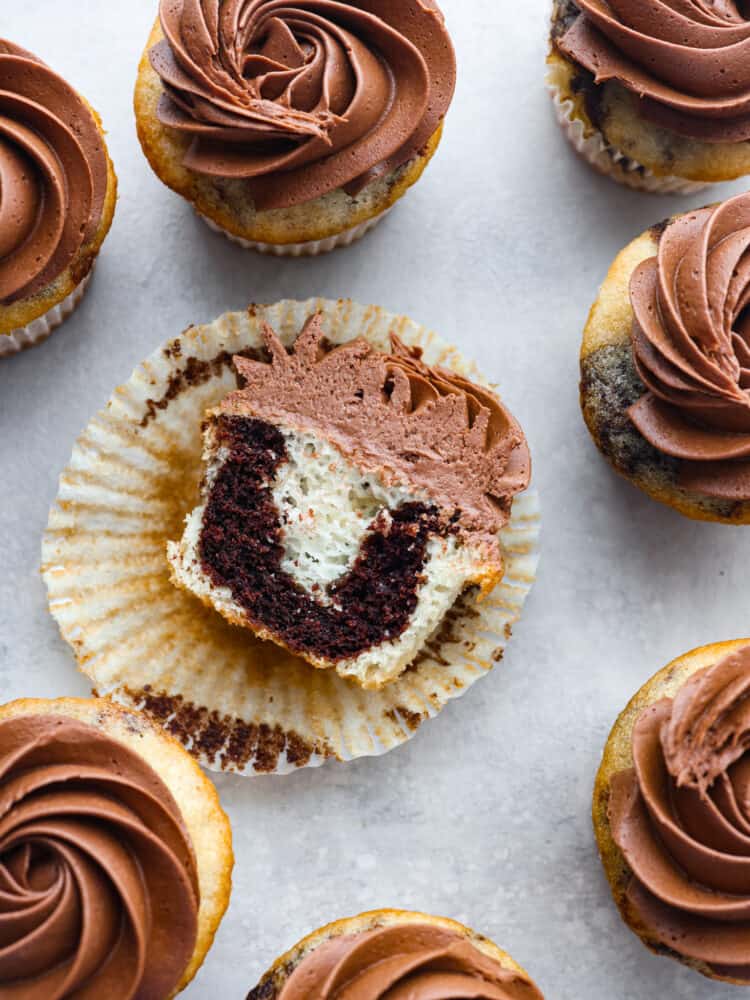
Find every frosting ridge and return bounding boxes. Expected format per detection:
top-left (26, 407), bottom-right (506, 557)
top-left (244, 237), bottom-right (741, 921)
top-left (609, 645), bottom-right (750, 979)
top-left (220, 314), bottom-right (531, 535)
top-left (275, 924), bottom-right (544, 1000)
top-left (558, 1), bottom-right (750, 141)
top-left (627, 193), bottom-right (750, 499)
top-left (0, 40), bottom-right (108, 304)
top-left (0, 714), bottom-right (199, 999)
top-left (149, 1), bottom-right (455, 210)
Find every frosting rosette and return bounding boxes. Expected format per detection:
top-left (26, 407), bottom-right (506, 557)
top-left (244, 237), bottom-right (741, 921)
top-left (0, 714), bottom-right (199, 999)
top-left (609, 645), bottom-right (750, 980)
top-left (0, 40), bottom-right (108, 305)
top-left (558, 1), bottom-right (750, 142)
top-left (627, 193), bottom-right (750, 500)
top-left (149, 0), bottom-right (455, 209)
top-left (271, 925), bottom-right (544, 1000)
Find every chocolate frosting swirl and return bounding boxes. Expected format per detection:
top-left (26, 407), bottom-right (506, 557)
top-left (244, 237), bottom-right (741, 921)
top-left (627, 194), bottom-right (750, 500)
top-left (275, 925), bottom-right (544, 1000)
top-left (0, 40), bottom-right (108, 304)
top-left (221, 315), bottom-right (531, 535)
top-left (609, 645), bottom-right (750, 980)
top-left (149, 1), bottom-right (455, 210)
top-left (0, 715), bottom-right (199, 999)
top-left (558, 1), bottom-right (750, 142)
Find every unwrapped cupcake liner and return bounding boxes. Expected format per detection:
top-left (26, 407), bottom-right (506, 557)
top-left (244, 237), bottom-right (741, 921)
top-left (547, 76), bottom-right (709, 196)
top-left (0, 270), bottom-right (93, 358)
top-left (199, 208), bottom-right (391, 257)
top-left (42, 299), bottom-right (541, 776)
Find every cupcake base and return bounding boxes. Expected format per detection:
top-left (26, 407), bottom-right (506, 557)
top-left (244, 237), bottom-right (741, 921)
top-left (199, 207), bottom-right (391, 257)
top-left (0, 270), bottom-right (93, 359)
top-left (593, 640), bottom-right (750, 986)
top-left (43, 299), bottom-right (540, 776)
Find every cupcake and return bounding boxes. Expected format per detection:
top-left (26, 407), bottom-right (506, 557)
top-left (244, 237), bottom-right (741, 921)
top-left (0, 696), bottom-right (233, 997)
top-left (0, 40), bottom-right (117, 357)
top-left (134, 2), bottom-right (455, 255)
top-left (547, 1), bottom-right (750, 194)
top-left (580, 191), bottom-right (750, 523)
top-left (594, 639), bottom-right (750, 984)
top-left (42, 299), bottom-right (540, 775)
top-left (167, 315), bottom-right (530, 689)
top-left (245, 909), bottom-right (545, 999)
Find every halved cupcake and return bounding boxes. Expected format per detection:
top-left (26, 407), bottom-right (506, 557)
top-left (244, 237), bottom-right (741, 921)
top-left (246, 909), bottom-right (545, 999)
top-left (167, 314), bottom-right (530, 689)
top-left (0, 39), bottom-right (117, 356)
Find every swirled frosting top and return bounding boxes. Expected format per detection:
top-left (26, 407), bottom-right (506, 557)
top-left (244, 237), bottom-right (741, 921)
top-left (149, 0), bottom-right (456, 209)
top-left (609, 645), bottom-right (750, 979)
top-left (276, 924), bottom-right (545, 1000)
top-left (0, 40), bottom-right (108, 304)
top-left (219, 314), bottom-right (531, 535)
top-left (558, 1), bottom-right (750, 142)
top-left (627, 193), bottom-right (750, 499)
top-left (0, 713), bottom-right (199, 999)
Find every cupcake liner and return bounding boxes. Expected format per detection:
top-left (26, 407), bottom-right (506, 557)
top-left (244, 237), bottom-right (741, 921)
top-left (0, 270), bottom-right (93, 358)
top-left (199, 208), bottom-right (391, 257)
top-left (42, 299), bottom-right (540, 776)
top-left (547, 76), bottom-right (709, 196)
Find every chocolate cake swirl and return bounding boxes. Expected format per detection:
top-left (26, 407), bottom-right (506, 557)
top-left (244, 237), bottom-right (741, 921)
top-left (149, 0), bottom-right (455, 209)
top-left (0, 40), bottom-right (108, 304)
top-left (627, 193), bottom-right (750, 500)
top-left (266, 925), bottom-right (544, 1000)
top-left (609, 645), bottom-right (750, 980)
top-left (557, 1), bottom-right (750, 142)
top-left (0, 714), bottom-right (199, 999)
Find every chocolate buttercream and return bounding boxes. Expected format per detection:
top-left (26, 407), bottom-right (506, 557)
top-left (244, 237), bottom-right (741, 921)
top-left (274, 925), bottom-right (544, 1000)
top-left (220, 315), bottom-right (531, 536)
top-left (149, 1), bottom-right (455, 210)
top-left (558, 1), bottom-right (750, 142)
top-left (0, 714), bottom-right (199, 999)
top-left (0, 40), bottom-right (108, 304)
top-left (626, 193), bottom-right (750, 500)
top-left (609, 645), bottom-right (750, 980)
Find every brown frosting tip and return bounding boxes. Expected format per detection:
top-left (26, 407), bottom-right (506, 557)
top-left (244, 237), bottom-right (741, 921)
top-left (274, 924), bottom-right (545, 1000)
top-left (0, 714), bottom-right (199, 999)
top-left (149, 0), bottom-right (456, 210)
top-left (220, 314), bottom-right (531, 535)
top-left (626, 192), bottom-right (750, 499)
top-left (609, 644), bottom-right (750, 978)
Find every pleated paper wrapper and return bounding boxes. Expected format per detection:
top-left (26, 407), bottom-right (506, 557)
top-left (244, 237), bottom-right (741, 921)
top-left (42, 299), bottom-right (541, 776)
top-left (547, 76), bottom-right (709, 196)
top-left (0, 271), bottom-right (93, 358)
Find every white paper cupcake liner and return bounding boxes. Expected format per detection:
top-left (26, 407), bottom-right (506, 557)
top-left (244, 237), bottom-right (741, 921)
top-left (547, 77), bottom-right (709, 196)
top-left (0, 270), bottom-right (93, 358)
top-left (199, 208), bottom-right (391, 256)
top-left (42, 299), bottom-right (541, 776)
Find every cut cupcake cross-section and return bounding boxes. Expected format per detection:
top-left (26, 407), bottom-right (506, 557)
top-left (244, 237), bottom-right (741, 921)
top-left (167, 314), bottom-right (530, 689)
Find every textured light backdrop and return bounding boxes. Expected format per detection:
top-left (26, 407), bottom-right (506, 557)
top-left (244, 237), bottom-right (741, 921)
top-left (1, 3), bottom-right (747, 998)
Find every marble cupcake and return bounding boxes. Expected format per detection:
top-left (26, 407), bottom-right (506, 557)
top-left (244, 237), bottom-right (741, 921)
top-left (42, 299), bottom-right (540, 775)
top-left (547, 1), bottom-right (750, 193)
top-left (581, 191), bottom-right (750, 523)
top-left (0, 40), bottom-right (117, 356)
top-left (245, 910), bottom-right (545, 999)
top-left (594, 640), bottom-right (750, 984)
top-left (134, 1), bottom-right (456, 255)
top-left (0, 696), bottom-right (232, 998)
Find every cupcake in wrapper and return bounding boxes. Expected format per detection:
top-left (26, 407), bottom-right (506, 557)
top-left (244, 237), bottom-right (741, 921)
top-left (594, 640), bottom-right (750, 985)
top-left (0, 696), bottom-right (233, 998)
top-left (134, 2), bottom-right (455, 256)
top-left (0, 40), bottom-right (117, 357)
top-left (580, 191), bottom-right (750, 523)
top-left (547, 1), bottom-right (750, 194)
top-left (245, 909), bottom-right (545, 999)
top-left (42, 299), bottom-right (540, 776)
